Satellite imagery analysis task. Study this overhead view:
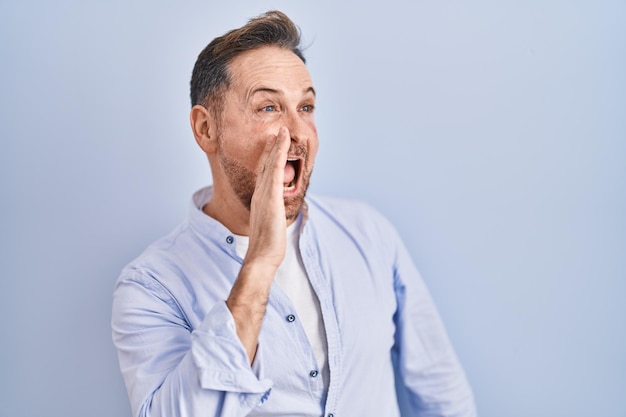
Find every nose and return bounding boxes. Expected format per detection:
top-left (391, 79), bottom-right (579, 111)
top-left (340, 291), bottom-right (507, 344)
top-left (283, 110), bottom-right (309, 145)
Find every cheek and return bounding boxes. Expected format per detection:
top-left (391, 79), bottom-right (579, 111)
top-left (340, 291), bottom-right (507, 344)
top-left (307, 124), bottom-right (320, 159)
top-left (308, 144), bottom-right (319, 167)
top-left (223, 119), bottom-right (272, 160)
top-left (246, 121), bottom-right (278, 156)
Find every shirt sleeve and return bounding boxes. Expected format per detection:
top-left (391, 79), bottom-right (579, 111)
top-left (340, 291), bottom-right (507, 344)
top-left (387, 221), bottom-right (477, 416)
top-left (111, 272), bottom-right (273, 417)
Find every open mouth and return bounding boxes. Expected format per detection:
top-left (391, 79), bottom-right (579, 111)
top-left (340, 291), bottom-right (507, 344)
top-left (283, 157), bottom-right (302, 192)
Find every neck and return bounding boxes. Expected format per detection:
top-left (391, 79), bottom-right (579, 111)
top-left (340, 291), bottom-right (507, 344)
top-left (202, 190), bottom-right (299, 236)
top-left (202, 193), bottom-right (251, 236)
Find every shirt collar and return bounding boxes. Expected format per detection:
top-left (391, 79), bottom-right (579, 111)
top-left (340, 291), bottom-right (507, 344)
top-left (188, 185), bottom-right (311, 259)
top-left (188, 186), bottom-right (240, 258)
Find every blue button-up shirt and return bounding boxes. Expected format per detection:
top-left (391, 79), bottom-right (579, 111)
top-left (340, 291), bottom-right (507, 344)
top-left (112, 187), bottom-right (476, 417)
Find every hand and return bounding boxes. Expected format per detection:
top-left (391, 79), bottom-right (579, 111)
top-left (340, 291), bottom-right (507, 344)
top-left (226, 126), bottom-right (291, 363)
top-left (245, 126), bottom-right (291, 271)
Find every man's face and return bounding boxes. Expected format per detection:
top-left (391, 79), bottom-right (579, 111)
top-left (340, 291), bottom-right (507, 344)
top-left (214, 46), bottom-right (318, 221)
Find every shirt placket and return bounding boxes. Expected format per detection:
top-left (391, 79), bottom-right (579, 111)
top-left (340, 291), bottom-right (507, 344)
top-left (299, 222), bottom-right (342, 416)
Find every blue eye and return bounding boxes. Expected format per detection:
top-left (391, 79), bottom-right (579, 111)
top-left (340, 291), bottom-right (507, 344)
top-left (301, 105), bottom-right (314, 112)
top-left (262, 105), bottom-right (275, 112)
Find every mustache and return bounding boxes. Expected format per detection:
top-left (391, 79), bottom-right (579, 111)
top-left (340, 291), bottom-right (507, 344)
top-left (288, 143), bottom-right (307, 158)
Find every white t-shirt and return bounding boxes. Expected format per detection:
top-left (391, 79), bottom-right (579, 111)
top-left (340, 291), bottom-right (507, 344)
top-left (233, 216), bottom-right (329, 389)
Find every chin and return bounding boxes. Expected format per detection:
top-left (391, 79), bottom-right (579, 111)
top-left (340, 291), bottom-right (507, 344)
top-left (284, 194), bottom-right (305, 221)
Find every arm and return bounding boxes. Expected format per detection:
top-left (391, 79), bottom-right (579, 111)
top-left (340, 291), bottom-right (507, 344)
top-left (226, 127), bottom-right (290, 363)
top-left (112, 128), bottom-right (291, 416)
top-left (390, 227), bottom-right (477, 416)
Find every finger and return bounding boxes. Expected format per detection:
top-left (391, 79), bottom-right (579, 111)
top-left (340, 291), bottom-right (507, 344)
top-left (257, 126), bottom-right (290, 180)
top-left (276, 125), bottom-right (290, 149)
top-left (257, 133), bottom-right (278, 175)
top-left (268, 126), bottom-right (290, 171)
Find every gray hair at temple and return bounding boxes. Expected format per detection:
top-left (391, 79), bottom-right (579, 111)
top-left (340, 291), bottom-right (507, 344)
top-left (190, 10), bottom-right (306, 116)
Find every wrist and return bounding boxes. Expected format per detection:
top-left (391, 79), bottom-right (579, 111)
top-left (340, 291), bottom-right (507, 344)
top-left (227, 260), bottom-right (277, 308)
top-left (241, 255), bottom-right (281, 278)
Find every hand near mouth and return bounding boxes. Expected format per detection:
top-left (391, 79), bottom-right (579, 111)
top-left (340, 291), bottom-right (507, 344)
top-left (247, 125), bottom-right (291, 269)
top-left (226, 126), bottom-right (291, 364)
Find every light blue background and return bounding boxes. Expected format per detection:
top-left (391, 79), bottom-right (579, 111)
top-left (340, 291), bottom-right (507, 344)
top-left (1, 1), bottom-right (624, 416)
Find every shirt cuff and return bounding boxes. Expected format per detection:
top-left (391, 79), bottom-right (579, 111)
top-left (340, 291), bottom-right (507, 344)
top-left (191, 301), bottom-right (273, 395)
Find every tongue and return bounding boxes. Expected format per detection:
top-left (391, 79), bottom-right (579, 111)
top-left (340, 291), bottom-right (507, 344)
top-left (283, 161), bottom-right (296, 185)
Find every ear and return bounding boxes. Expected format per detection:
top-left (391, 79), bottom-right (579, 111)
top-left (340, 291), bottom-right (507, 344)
top-left (190, 105), bottom-right (218, 154)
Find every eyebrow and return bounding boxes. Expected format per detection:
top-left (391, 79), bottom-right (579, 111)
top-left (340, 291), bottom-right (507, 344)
top-left (250, 86), bottom-right (316, 97)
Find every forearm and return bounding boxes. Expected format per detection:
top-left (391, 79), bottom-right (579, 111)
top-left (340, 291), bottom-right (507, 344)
top-left (226, 261), bottom-right (278, 363)
top-left (392, 237), bottom-right (476, 416)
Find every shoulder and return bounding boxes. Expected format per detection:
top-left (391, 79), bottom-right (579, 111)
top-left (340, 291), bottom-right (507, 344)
top-left (307, 194), bottom-right (393, 228)
top-left (307, 194), bottom-right (386, 222)
top-left (116, 221), bottom-right (195, 288)
top-left (305, 194), bottom-right (400, 248)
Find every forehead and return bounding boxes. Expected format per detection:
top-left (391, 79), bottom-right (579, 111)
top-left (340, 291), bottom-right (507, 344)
top-left (227, 46), bottom-right (313, 93)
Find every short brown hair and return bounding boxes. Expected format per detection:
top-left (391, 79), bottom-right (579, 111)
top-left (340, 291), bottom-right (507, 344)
top-left (190, 10), bottom-right (305, 114)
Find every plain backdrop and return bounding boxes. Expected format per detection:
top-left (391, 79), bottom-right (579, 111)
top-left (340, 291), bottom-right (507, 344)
top-left (1, 1), bottom-right (624, 416)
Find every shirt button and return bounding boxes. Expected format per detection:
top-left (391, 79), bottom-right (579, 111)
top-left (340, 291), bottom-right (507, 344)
top-left (226, 235), bottom-right (234, 244)
top-left (286, 314), bottom-right (296, 323)
top-left (259, 388), bottom-right (271, 404)
top-left (309, 370), bottom-right (319, 378)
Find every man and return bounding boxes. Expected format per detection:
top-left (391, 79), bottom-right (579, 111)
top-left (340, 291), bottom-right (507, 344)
top-left (112, 10), bottom-right (476, 417)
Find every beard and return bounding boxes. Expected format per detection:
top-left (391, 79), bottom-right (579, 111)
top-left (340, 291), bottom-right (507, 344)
top-left (217, 140), bottom-right (313, 222)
